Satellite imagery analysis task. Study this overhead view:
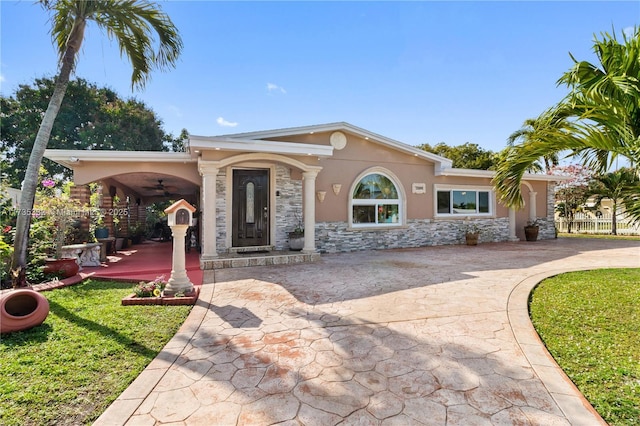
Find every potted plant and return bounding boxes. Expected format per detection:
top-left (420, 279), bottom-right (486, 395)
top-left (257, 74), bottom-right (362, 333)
top-left (114, 222), bottom-right (125, 250)
top-left (130, 223), bottom-right (146, 245)
top-left (112, 195), bottom-right (129, 250)
top-left (288, 211), bottom-right (304, 251)
top-left (94, 224), bottom-right (109, 240)
top-left (90, 184), bottom-right (109, 239)
top-left (524, 219), bottom-right (540, 242)
top-left (464, 224), bottom-right (480, 246)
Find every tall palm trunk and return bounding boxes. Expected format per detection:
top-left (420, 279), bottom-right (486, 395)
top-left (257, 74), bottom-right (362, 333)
top-left (10, 18), bottom-right (85, 288)
top-left (611, 200), bottom-right (618, 235)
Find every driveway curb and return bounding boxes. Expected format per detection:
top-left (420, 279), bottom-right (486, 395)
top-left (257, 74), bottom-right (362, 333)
top-left (507, 267), bottom-right (608, 426)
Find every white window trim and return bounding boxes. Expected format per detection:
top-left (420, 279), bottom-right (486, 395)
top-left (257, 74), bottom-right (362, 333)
top-left (348, 167), bottom-right (406, 229)
top-left (433, 184), bottom-right (495, 218)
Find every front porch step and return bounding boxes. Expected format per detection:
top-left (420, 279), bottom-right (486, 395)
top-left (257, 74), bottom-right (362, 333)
top-left (201, 251), bottom-right (320, 270)
top-left (228, 245), bottom-right (274, 254)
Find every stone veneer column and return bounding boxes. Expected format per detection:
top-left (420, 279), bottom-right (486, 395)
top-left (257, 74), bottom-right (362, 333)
top-left (302, 170), bottom-right (318, 253)
top-left (199, 161), bottom-right (219, 259)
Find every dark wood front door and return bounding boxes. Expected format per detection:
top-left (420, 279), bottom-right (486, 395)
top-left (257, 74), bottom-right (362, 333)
top-left (232, 169), bottom-right (269, 247)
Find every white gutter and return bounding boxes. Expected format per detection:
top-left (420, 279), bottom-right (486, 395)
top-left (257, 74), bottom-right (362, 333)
top-left (436, 167), bottom-right (571, 182)
top-left (44, 149), bottom-right (196, 169)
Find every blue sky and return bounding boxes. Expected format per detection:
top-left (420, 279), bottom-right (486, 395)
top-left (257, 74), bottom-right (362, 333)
top-left (1, 1), bottom-right (638, 153)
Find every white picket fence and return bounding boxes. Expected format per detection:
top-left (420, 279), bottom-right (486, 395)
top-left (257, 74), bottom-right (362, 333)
top-left (555, 213), bottom-right (640, 235)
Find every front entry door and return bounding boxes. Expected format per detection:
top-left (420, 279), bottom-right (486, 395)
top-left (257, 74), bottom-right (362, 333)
top-left (232, 169), bottom-right (269, 247)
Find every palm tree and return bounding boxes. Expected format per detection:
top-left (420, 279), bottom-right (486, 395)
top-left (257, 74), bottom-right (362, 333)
top-left (506, 116), bottom-right (560, 173)
top-left (494, 28), bottom-right (640, 215)
top-left (11, 0), bottom-right (182, 288)
top-left (589, 168), bottom-right (640, 235)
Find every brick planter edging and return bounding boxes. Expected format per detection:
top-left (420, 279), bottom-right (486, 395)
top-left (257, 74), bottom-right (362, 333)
top-left (121, 286), bottom-right (201, 306)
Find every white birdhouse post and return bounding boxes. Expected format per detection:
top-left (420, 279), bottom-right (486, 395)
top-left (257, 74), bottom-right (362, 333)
top-left (163, 199), bottom-right (196, 296)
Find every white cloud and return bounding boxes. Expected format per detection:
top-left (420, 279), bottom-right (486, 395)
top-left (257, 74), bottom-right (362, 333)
top-left (267, 82), bottom-right (286, 94)
top-left (166, 104), bottom-right (183, 118)
top-left (0, 74), bottom-right (5, 83)
top-left (216, 116), bottom-right (238, 127)
top-left (623, 26), bottom-right (635, 39)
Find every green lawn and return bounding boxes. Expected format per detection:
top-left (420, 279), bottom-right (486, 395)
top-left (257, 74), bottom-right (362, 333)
top-left (530, 268), bottom-right (640, 425)
top-left (0, 280), bottom-right (192, 425)
top-left (558, 232), bottom-right (640, 241)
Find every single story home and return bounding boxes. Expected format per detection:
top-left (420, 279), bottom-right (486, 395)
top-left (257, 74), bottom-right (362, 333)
top-left (45, 122), bottom-right (562, 267)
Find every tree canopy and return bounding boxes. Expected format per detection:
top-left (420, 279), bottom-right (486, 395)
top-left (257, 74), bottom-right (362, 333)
top-left (1, 77), bottom-right (187, 187)
top-left (417, 142), bottom-right (497, 170)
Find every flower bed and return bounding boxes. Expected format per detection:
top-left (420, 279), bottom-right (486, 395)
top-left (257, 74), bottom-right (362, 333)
top-left (121, 276), bottom-right (200, 306)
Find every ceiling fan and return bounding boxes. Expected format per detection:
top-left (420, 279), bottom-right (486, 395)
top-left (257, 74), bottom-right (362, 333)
top-left (142, 179), bottom-right (179, 196)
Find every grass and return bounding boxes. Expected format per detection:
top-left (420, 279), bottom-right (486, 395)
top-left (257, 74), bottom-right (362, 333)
top-left (530, 268), bottom-right (640, 425)
top-left (558, 232), bottom-right (640, 241)
top-left (0, 280), bottom-right (192, 425)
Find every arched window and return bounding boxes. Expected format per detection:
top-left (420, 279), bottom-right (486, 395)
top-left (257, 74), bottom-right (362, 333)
top-left (350, 171), bottom-right (403, 227)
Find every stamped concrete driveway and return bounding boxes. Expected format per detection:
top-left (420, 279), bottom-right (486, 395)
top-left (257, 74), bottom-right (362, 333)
top-left (96, 238), bottom-right (640, 425)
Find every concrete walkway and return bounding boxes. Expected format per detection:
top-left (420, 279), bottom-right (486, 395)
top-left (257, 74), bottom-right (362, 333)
top-left (95, 238), bottom-right (639, 425)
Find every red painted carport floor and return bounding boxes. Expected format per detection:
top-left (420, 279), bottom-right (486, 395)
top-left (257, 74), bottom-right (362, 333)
top-left (82, 240), bottom-right (203, 285)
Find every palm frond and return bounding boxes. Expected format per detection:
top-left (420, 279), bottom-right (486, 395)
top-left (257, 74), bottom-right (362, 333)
top-left (44, 0), bottom-right (183, 90)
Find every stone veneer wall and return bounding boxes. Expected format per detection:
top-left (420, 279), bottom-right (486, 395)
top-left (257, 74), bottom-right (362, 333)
top-left (212, 167), bottom-right (556, 253)
top-left (274, 165), bottom-right (303, 250)
top-left (215, 169), bottom-right (227, 253)
top-left (315, 217), bottom-right (511, 253)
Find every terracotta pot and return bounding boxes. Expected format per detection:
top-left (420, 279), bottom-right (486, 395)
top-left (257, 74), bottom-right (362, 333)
top-left (43, 258), bottom-right (79, 278)
top-left (1, 289), bottom-right (50, 334)
top-left (465, 232), bottom-right (479, 246)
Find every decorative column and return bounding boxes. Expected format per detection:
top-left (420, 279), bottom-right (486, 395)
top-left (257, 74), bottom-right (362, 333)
top-left (528, 191), bottom-right (537, 222)
top-left (198, 161), bottom-right (219, 259)
top-left (508, 207), bottom-right (519, 241)
top-left (302, 170), bottom-right (318, 253)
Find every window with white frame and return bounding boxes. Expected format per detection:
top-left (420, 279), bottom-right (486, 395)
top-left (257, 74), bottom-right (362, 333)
top-left (351, 172), bottom-right (402, 226)
top-left (435, 186), bottom-right (493, 216)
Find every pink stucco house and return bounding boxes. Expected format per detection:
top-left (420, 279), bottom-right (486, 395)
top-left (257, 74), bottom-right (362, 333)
top-left (45, 122), bottom-right (561, 268)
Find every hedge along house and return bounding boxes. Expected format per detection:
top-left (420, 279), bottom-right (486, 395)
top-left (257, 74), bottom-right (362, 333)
top-left (44, 122), bottom-right (562, 268)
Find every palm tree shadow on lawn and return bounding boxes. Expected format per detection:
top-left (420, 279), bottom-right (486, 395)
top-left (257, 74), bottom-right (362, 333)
top-left (46, 300), bottom-right (157, 358)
